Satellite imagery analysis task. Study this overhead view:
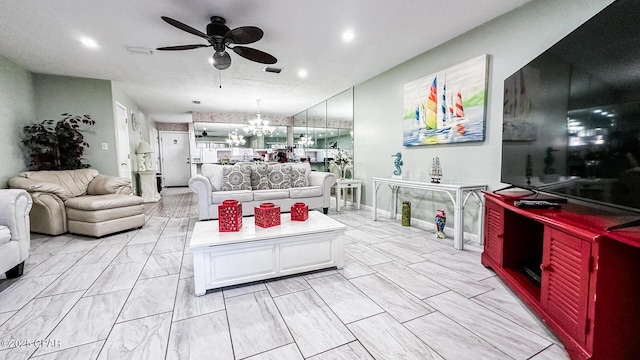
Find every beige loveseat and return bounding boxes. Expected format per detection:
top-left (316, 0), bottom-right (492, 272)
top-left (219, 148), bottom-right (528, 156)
top-left (8, 169), bottom-right (145, 237)
top-left (189, 162), bottom-right (335, 220)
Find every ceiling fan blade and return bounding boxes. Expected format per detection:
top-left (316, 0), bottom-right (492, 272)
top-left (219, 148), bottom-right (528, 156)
top-left (156, 44), bottom-right (209, 51)
top-left (161, 16), bottom-right (209, 39)
top-left (225, 26), bottom-right (264, 44)
top-left (231, 46), bottom-right (277, 64)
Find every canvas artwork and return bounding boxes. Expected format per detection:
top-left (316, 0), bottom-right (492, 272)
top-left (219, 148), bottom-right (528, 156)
top-left (403, 54), bottom-right (488, 146)
top-left (502, 66), bottom-right (540, 141)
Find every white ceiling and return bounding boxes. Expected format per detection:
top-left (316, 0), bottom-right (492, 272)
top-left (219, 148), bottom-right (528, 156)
top-left (0, 0), bottom-right (531, 123)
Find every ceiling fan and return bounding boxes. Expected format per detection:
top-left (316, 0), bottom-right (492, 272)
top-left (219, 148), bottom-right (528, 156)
top-left (157, 16), bottom-right (277, 70)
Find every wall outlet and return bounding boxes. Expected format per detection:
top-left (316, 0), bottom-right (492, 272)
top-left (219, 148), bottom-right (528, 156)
top-left (101, 143), bottom-right (108, 150)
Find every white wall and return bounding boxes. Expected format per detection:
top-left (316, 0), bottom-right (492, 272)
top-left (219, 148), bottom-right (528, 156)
top-left (353, 0), bottom-right (614, 233)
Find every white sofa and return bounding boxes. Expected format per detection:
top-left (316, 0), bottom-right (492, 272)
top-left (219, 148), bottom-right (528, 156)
top-left (0, 189), bottom-right (32, 278)
top-left (189, 162), bottom-right (336, 220)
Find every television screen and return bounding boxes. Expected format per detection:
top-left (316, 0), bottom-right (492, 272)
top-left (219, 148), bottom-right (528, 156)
top-left (501, 0), bottom-right (640, 212)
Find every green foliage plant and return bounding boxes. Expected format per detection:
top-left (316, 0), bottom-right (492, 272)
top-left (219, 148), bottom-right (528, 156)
top-left (21, 113), bottom-right (96, 170)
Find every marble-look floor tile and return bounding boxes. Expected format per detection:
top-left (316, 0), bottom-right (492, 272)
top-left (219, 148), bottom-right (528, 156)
top-left (173, 278), bottom-right (225, 322)
top-left (372, 261), bottom-right (448, 299)
top-left (350, 274), bottom-right (433, 323)
top-left (38, 262), bottom-right (110, 297)
top-left (31, 341), bottom-right (104, 360)
top-left (56, 239), bottom-right (100, 254)
top-left (98, 312), bottom-right (172, 360)
top-left (160, 226), bottom-right (188, 239)
top-left (273, 289), bottom-right (354, 358)
top-left (530, 344), bottom-right (570, 360)
top-left (344, 243), bottom-right (392, 266)
top-left (474, 276), bottom-right (559, 342)
top-left (386, 236), bottom-right (455, 255)
top-left (0, 313), bottom-right (15, 327)
top-left (0, 292), bottom-right (83, 347)
top-left (139, 251), bottom-right (182, 279)
top-left (111, 243), bottom-right (155, 264)
top-left (153, 236), bottom-right (185, 254)
top-left (405, 312), bottom-right (511, 360)
top-left (337, 254), bottom-right (376, 279)
top-left (24, 251), bottom-right (86, 278)
top-left (76, 243), bottom-right (126, 266)
top-left (425, 291), bottom-right (551, 359)
top-left (347, 313), bottom-right (443, 360)
top-left (85, 262), bottom-right (145, 296)
top-left (0, 274), bottom-right (59, 311)
top-left (98, 230), bottom-right (138, 246)
top-left (303, 269), bottom-right (338, 280)
top-left (29, 236), bottom-right (74, 255)
top-left (245, 343), bottom-right (303, 360)
top-left (117, 274), bottom-right (179, 322)
top-left (0, 344), bottom-right (36, 359)
top-left (179, 254), bottom-right (193, 279)
top-left (265, 276), bottom-right (310, 297)
top-left (307, 341), bottom-right (373, 360)
top-left (223, 282), bottom-right (267, 298)
top-left (34, 290), bottom-right (129, 356)
top-left (308, 274), bottom-right (383, 324)
top-left (166, 311), bottom-right (233, 360)
top-left (226, 290), bottom-right (294, 359)
top-left (421, 251), bottom-right (494, 281)
top-left (357, 224), bottom-right (396, 239)
top-left (371, 242), bottom-right (425, 265)
top-left (344, 228), bottom-right (385, 245)
top-left (23, 251), bottom-right (54, 273)
top-left (408, 260), bottom-right (493, 298)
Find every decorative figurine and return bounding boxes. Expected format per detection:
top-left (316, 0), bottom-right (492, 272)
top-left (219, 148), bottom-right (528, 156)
top-left (435, 209), bottom-right (446, 239)
top-left (429, 157), bottom-right (442, 183)
top-left (391, 152), bottom-right (403, 177)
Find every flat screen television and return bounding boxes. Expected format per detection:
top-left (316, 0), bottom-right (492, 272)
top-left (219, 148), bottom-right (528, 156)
top-left (501, 0), bottom-right (640, 216)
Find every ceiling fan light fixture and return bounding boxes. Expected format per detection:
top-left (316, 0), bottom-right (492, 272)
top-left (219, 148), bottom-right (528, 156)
top-left (213, 51), bottom-right (231, 70)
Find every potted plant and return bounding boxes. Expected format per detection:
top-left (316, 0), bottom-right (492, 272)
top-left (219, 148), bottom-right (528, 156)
top-left (21, 113), bottom-right (96, 170)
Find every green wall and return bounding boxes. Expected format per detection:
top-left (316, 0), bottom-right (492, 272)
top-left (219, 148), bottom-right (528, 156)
top-left (0, 56), bottom-right (36, 188)
top-left (353, 0), bottom-right (614, 235)
top-left (33, 74), bottom-right (118, 175)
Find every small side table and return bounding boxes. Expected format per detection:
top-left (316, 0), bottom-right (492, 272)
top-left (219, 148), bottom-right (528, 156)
top-left (334, 179), bottom-right (362, 211)
top-left (138, 171), bottom-right (161, 203)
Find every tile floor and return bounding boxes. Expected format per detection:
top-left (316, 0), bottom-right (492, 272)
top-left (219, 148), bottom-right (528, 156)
top-left (0, 188), bottom-right (570, 359)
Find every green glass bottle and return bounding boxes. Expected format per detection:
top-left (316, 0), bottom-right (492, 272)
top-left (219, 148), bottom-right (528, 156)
top-left (402, 201), bottom-right (411, 226)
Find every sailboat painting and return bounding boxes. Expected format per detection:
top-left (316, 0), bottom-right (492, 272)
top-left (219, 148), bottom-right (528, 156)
top-left (403, 54), bottom-right (488, 146)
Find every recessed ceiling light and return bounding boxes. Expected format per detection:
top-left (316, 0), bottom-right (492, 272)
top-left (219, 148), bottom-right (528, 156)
top-left (298, 69), bottom-right (308, 78)
top-left (127, 46), bottom-right (153, 55)
top-left (342, 29), bottom-right (355, 43)
top-left (79, 37), bottom-right (99, 49)
top-left (192, 100), bottom-right (201, 104)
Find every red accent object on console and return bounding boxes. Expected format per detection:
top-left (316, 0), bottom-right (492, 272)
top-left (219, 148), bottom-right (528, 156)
top-left (291, 202), bottom-right (309, 221)
top-left (255, 202), bottom-right (281, 228)
top-left (218, 199), bottom-right (242, 232)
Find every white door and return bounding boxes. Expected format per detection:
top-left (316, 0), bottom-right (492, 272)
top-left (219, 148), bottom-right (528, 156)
top-left (114, 103), bottom-right (131, 179)
top-left (160, 131), bottom-right (190, 186)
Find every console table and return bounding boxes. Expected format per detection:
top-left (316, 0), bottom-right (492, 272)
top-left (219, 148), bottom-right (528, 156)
top-left (372, 177), bottom-right (486, 250)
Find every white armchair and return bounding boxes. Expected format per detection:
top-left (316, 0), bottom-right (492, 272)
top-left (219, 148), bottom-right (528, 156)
top-left (0, 189), bottom-right (33, 278)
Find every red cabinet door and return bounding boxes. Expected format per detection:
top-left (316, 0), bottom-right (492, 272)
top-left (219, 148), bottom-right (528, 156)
top-left (541, 227), bottom-right (592, 345)
top-left (483, 199), bottom-right (504, 266)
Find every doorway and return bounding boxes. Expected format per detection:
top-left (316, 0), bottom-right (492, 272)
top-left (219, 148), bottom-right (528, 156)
top-left (114, 102), bottom-right (131, 180)
top-left (160, 131), bottom-right (190, 187)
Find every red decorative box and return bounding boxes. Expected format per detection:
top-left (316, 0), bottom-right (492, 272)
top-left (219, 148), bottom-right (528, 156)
top-left (218, 199), bottom-right (243, 232)
top-left (254, 202), bottom-right (281, 228)
top-left (291, 202), bottom-right (309, 221)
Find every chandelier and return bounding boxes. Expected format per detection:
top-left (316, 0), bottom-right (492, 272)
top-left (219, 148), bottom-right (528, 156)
top-left (298, 134), bottom-right (314, 146)
top-left (244, 99), bottom-right (274, 137)
top-left (225, 130), bottom-right (246, 147)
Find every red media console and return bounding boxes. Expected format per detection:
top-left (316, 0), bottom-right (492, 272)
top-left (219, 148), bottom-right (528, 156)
top-left (482, 192), bottom-right (640, 360)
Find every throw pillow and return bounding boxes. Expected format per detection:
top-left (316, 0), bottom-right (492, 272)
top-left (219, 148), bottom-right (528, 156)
top-left (250, 163), bottom-right (271, 190)
top-left (221, 164), bottom-right (252, 191)
top-left (268, 164), bottom-right (292, 189)
top-left (290, 167), bottom-right (308, 188)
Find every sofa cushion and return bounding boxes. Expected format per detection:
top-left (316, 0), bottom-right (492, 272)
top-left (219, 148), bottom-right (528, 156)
top-left (250, 163), bottom-right (271, 190)
top-left (289, 186), bottom-right (323, 199)
top-left (268, 164), bottom-right (291, 189)
top-left (201, 164), bottom-right (224, 191)
top-left (222, 164), bottom-right (252, 191)
top-left (18, 169), bottom-right (99, 197)
top-left (290, 163), bottom-right (311, 186)
top-left (67, 205), bottom-right (144, 223)
top-left (0, 225), bottom-right (10, 246)
top-left (65, 194), bottom-right (144, 211)
top-left (290, 166), bottom-right (308, 188)
top-left (253, 189), bottom-right (290, 201)
top-left (211, 190), bottom-right (254, 205)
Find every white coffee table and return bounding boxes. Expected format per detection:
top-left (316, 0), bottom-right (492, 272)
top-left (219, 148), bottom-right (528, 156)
top-left (190, 211), bottom-right (346, 296)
